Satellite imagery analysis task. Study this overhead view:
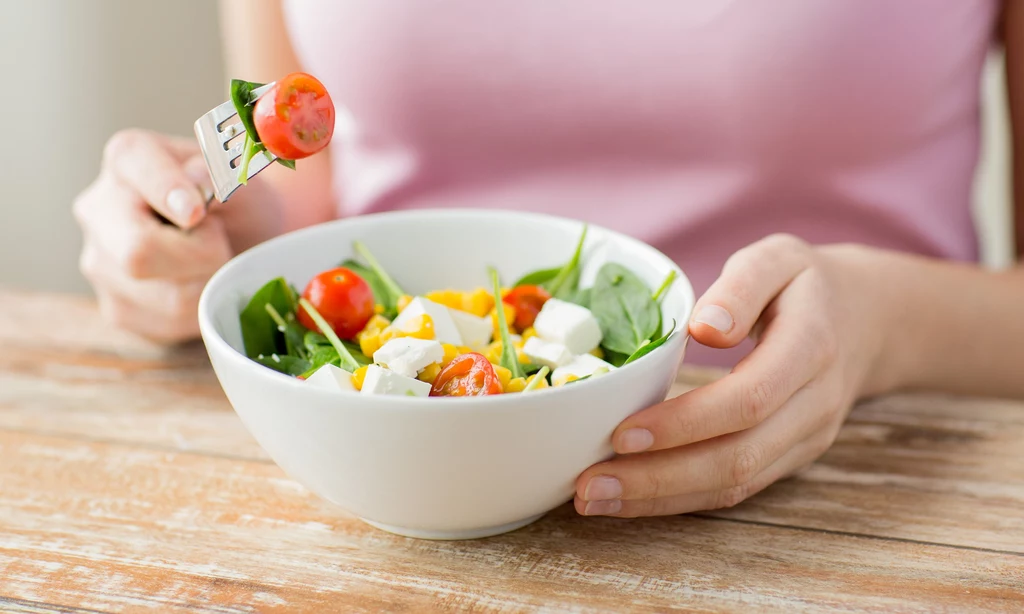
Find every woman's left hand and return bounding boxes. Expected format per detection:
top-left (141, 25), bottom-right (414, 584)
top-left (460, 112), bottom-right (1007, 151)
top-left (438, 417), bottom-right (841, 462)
top-left (575, 234), bottom-right (895, 517)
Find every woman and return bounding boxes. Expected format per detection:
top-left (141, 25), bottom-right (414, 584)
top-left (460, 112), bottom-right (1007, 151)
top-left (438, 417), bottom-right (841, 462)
top-left (74, 0), bottom-right (1024, 519)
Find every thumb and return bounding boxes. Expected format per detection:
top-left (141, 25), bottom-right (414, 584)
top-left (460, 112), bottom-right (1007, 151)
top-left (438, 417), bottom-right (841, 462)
top-left (690, 234), bottom-right (811, 348)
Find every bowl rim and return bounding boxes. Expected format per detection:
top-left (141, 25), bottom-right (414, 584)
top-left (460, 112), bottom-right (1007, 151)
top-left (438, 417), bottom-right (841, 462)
top-left (198, 208), bottom-right (695, 410)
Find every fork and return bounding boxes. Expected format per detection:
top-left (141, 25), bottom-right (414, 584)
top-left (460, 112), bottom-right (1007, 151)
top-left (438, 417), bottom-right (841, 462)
top-left (193, 82), bottom-right (277, 204)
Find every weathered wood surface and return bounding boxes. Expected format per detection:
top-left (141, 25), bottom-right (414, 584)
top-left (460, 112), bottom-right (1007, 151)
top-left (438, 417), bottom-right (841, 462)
top-left (0, 290), bottom-right (1022, 613)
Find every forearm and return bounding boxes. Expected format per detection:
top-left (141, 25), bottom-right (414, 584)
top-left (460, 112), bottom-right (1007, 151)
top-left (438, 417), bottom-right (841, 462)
top-left (837, 245), bottom-right (1024, 399)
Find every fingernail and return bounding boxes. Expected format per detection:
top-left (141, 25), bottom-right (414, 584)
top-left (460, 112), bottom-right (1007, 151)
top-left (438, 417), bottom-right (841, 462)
top-left (583, 500), bottom-right (622, 516)
top-left (167, 187), bottom-right (201, 226)
top-left (584, 475), bottom-right (622, 501)
top-left (694, 305), bottom-right (734, 333)
top-left (618, 428), bottom-right (654, 454)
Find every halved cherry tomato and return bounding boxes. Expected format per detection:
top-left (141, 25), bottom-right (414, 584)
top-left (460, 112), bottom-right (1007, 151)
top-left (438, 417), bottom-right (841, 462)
top-left (254, 72), bottom-right (335, 160)
top-left (503, 285), bottom-right (552, 330)
top-left (297, 267), bottom-right (374, 339)
top-left (429, 353), bottom-right (503, 397)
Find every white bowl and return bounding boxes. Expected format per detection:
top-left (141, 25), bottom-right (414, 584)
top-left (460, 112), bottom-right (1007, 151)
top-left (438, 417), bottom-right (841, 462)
top-left (198, 209), bottom-right (695, 539)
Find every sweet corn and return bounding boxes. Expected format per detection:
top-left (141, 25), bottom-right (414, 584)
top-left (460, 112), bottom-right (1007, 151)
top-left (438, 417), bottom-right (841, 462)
top-left (553, 374), bottom-right (579, 387)
top-left (396, 294), bottom-right (414, 313)
top-left (359, 333), bottom-right (382, 357)
top-left (524, 372), bottom-right (550, 391)
top-left (457, 345), bottom-right (474, 355)
top-left (424, 290), bottom-right (464, 311)
top-left (393, 313), bottom-right (435, 340)
top-left (484, 340), bottom-right (529, 365)
top-left (521, 327), bottom-right (537, 341)
top-left (462, 288), bottom-right (494, 317)
top-left (374, 303), bottom-right (386, 314)
top-left (352, 365), bottom-right (369, 391)
top-left (505, 377), bottom-right (527, 393)
top-left (490, 303), bottom-right (518, 338)
top-left (492, 364), bottom-right (512, 390)
top-left (440, 343), bottom-right (460, 367)
top-left (417, 362), bottom-right (442, 384)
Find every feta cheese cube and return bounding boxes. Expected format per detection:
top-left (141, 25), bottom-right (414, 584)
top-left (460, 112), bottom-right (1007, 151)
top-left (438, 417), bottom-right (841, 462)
top-left (304, 364), bottom-right (357, 393)
top-left (522, 337), bottom-right (573, 369)
top-left (372, 337), bottom-right (444, 378)
top-left (551, 353), bottom-right (616, 385)
top-left (449, 309), bottom-right (493, 349)
top-left (360, 364), bottom-right (432, 397)
top-left (392, 297), bottom-right (463, 345)
top-left (533, 298), bottom-right (603, 355)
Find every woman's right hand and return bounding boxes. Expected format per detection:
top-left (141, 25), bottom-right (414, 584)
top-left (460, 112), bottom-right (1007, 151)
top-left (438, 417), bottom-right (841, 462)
top-left (74, 129), bottom-right (284, 343)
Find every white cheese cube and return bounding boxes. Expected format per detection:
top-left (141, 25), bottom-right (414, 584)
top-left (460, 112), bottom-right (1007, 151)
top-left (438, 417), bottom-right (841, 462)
top-left (392, 297), bottom-right (463, 345)
top-left (552, 353), bottom-right (616, 385)
top-left (372, 337), bottom-right (444, 378)
top-left (533, 298), bottom-right (603, 355)
top-left (522, 337), bottom-right (573, 369)
top-left (449, 309), bottom-right (492, 349)
top-left (304, 364), bottom-right (357, 393)
top-left (360, 365), bottom-right (431, 397)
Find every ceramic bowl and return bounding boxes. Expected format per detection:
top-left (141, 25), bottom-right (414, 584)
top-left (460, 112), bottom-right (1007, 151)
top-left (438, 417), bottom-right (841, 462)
top-left (198, 209), bottom-right (694, 539)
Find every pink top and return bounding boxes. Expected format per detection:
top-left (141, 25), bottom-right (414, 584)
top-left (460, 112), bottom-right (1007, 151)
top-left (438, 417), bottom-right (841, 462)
top-left (283, 0), bottom-right (999, 366)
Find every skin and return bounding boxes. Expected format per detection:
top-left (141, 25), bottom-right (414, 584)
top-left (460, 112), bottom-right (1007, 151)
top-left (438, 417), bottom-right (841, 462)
top-left (75, 1), bottom-right (1024, 517)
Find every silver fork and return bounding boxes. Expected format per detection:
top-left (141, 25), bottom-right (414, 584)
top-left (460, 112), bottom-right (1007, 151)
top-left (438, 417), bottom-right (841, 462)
top-left (193, 82), bottom-right (277, 203)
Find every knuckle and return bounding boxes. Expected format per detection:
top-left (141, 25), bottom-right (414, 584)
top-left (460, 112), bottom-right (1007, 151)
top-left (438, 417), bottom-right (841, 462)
top-left (738, 378), bottom-right (777, 427)
top-left (637, 467), bottom-right (672, 499)
top-left (729, 443), bottom-right (764, 487)
top-left (761, 233), bottom-right (810, 258)
top-left (103, 128), bottom-right (147, 165)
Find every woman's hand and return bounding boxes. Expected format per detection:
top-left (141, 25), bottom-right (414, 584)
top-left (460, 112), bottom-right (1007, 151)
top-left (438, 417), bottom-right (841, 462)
top-left (74, 129), bottom-right (286, 343)
top-left (575, 234), bottom-right (894, 517)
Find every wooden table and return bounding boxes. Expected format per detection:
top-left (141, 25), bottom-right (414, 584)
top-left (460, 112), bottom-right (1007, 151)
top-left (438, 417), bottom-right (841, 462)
top-left (0, 290), bottom-right (1021, 613)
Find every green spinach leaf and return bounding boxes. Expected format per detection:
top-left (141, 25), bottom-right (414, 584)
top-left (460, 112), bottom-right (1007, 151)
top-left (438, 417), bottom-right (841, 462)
top-left (240, 277), bottom-right (296, 359)
top-left (511, 225), bottom-right (587, 300)
top-left (297, 298), bottom-right (363, 372)
top-left (254, 354), bottom-right (312, 377)
top-left (490, 267), bottom-right (525, 379)
top-left (513, 266), bottom-right (560, 288)
top-left (340, 258), bottom-right (399, 318)
top-left (589, 263), bottom-right (660, 356)
top-left (622, 320), bottom-right (675, 366)
top-left (229, 78), bottom-right (296, 183)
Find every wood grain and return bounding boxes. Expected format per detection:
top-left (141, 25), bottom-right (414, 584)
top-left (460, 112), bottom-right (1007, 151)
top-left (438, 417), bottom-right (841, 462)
top-left (0, 290), bottom-right (1022, 613)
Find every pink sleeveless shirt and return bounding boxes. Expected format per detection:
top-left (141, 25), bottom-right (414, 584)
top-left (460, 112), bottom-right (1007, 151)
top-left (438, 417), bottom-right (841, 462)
top-left (283, 0), bottom-right (999, 366)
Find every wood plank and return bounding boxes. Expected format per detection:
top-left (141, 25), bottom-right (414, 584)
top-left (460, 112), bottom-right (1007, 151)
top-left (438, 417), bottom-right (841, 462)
top-left (1, 430), bottom-right (1021, 613)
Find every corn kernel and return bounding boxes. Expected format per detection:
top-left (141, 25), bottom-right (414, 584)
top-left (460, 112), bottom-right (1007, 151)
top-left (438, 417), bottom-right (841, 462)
top-left (374, 303), bottom-right (385, 314)
top-left (462, 288), bottom-right (495, 317)
top-left (441, 343), bottom-right (460, 367)
top-left (418, 362), bottom-right (442, 384)
top-left (590, 347), bottom-right (605, 359)
top-left (492, 364), bottom-right (512, 390)
top-left (483, 341), bottom-right (503, 364)
top-left (424, 290), bottom-right (463, 311)
top-left (525, 372), bottom-right (550, 390)
top-left (553, 374), bottom-right (579, 387)
top-left (359, 332), bottom-right (383, 357)
top-left (352, 365), bottom-right (369, 391)
top-left (396, 295), bottom-right (414, 313)
top-left (521, 327), bottom-right (537, 341)
top-left (394, 313), bottom-right (435, 340)
top-left (457, 345), bottom-right (474, 355)
top-left (505, 377), bottom-right (527, 393)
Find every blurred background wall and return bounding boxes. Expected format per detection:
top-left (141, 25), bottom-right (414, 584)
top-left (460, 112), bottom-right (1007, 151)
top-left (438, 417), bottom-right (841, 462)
top-left (0, 1), bottom-right (1015, 294)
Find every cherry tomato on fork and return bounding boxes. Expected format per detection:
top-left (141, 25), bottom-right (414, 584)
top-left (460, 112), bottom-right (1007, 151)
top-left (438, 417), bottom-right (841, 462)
top-left (297, 267), bottom-right (374, 339)
top-left (253, 72), bottom-right (335, 160)
top-left (503, 285), bottom-right (552, 330)
top-left (430, 353), bottom-right (504, 397)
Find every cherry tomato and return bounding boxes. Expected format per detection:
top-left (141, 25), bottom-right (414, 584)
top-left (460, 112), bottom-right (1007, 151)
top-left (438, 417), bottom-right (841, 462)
top-left (254, 72), bottom-right (335, 160)
top-left (503, 285), bottom-right (552, 330)
top-left (297, 267), bottom-right (374, 339)
top-left (429, 353), bottom-right (503, 397)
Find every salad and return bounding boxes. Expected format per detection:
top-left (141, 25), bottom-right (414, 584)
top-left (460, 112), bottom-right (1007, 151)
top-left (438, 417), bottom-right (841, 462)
top-left (238, 227), bottom-right (678, 397)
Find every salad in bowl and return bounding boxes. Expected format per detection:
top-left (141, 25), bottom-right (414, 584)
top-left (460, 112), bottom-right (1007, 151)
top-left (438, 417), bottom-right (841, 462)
top-left (240, 225), bottom-right (679, 400)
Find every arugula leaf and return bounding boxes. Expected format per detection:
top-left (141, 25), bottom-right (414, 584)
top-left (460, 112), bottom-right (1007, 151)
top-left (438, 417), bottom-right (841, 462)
top-left (513, 266), bottom-right (560, 288)
top-left (589, 263), bottom-right (660, 356)
top-left (254, 354), bottom-right (312, 377)
top-left (340, 258), bottom-right (398, 318)
top-left (511, 225), bottom-right (587, 300)
top-left (352, 242), bottom-right (406, 312)
top-left (239, 277), bottom-right (296, 359)
top-left (603, 349), bottom-right (630, 368)
top-left (490, 267), bottom-right (525, 379)
top-left (622, 320), bottom-right (675, 366)
top-left (297, 298), bottom-right (362, 372)
top-left (229, 78), bottom-right (296, 183)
